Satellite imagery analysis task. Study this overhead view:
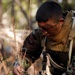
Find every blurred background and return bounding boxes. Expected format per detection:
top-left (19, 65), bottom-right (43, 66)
top-left (0, 0), bottom-right (75, 29)
top-left (0, 0), bottom-right (75, 75)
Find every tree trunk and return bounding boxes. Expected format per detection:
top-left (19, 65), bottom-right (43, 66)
top-left (0, 0), bottom-right (2, 25)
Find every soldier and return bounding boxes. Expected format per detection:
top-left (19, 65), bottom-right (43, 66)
top-left (13, 1), bottom-right (75, 75)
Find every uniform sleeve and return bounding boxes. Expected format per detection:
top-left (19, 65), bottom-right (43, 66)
top-left (22, 30), bottom-right (43, 62)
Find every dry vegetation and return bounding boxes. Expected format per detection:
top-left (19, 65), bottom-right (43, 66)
top-left (0, 28), bottom-right (31, 75)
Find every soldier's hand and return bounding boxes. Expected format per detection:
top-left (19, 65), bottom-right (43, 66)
top-left (13, 62), bottom-right (24, 75)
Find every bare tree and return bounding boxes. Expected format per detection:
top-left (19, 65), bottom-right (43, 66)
top-left (62, 0), bottom-right (73, 11)
top-left (15, 0), bottom-right (31, 29)
top-left (0, 0), bottom-right (2, 26)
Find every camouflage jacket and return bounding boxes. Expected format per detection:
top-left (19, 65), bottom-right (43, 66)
top-left (22, 11), bottom-right (75, 64)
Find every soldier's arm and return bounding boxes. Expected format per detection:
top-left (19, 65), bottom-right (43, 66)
top-left (13, 29), bottom-right (43, 75)
top-left (22, 29), bottom-right (43, 63)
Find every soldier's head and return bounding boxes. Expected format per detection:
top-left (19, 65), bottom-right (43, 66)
top-left (36, 1), bottom-right (64, 38)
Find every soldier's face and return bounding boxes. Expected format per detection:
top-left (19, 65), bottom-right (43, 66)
top-left (38, 19), bottom-right (64, 38)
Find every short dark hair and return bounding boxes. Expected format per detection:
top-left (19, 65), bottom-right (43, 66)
top-left (36, 1), bottom-right (62, 22)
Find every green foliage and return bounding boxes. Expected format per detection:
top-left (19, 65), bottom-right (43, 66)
top-left (22, 60), bottom-right (31, 71)
top-left (2, 0), bottom-right (11, 12)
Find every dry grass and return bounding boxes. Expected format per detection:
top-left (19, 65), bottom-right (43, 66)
top-left (0, 28), bottom-right (31, 75)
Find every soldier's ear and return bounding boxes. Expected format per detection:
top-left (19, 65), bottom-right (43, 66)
top-left (59, 18), bottom-right (64, 22)
top-left (59, 18), bottom-right (64, 25)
